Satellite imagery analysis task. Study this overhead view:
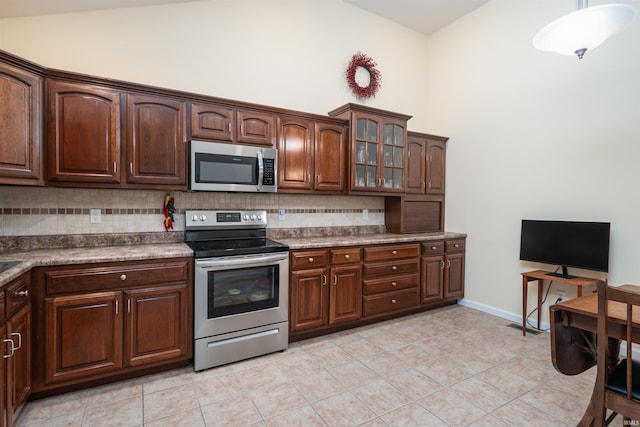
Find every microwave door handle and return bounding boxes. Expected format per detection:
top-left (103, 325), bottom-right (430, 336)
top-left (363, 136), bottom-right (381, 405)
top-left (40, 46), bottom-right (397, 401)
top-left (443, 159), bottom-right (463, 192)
top-left (257, 151), bottom-right (264, 191)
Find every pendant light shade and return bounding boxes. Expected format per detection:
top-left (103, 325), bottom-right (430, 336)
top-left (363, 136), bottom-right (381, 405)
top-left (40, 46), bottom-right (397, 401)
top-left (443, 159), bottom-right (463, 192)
top-left (533, 2), bottom-right (637, 59)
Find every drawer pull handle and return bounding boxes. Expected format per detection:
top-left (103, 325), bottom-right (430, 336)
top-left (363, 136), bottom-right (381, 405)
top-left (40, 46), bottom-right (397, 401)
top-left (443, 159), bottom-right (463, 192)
top-left (345, 254), bottom-right (350, 259)
top-left (454, 244), bottom-right (460, 248)
top-left (333, 275), bottom-right (337, 286)
top-left (391, 282), bottom-right (397, 287)
top-left (392, 250), bottom-right (397, 255)
top-left (322, 275), bottom-right (327, 286)
top-left (391, 299), bottom-right (397, 304)
top-left (392, 266), bottom-right (397, 271)
top-left (10, 332), bottom-right (21, 351)
top-left (15, 290), bottom-right (29, 297)
top-left (447, 260), bottom-right (451, 268)
top-left (308, 257), bottom-right (314, 263)
top-left (120, 274), bottom-right (127, 281)
top-left (3, 338), bottom-right (15, 358)
top-left (441, 261), bottom-right (445, 270)
top-left (431, 246), bottom-right (437, 250)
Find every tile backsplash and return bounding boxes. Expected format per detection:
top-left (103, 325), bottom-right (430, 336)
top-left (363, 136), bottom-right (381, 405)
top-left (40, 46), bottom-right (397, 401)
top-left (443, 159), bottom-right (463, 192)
top-left (0, 186), bottom-right (385, 237)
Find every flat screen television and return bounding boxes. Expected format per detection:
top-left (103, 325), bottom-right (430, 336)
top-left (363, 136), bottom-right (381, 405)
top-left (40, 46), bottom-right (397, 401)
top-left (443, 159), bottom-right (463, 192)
top-left (519, 220), bottom-right (610, 279)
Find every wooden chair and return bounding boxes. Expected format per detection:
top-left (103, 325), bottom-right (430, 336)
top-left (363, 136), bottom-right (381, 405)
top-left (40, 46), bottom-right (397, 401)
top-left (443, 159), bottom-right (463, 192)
top-left (595, 280), bottom-right (640, 426)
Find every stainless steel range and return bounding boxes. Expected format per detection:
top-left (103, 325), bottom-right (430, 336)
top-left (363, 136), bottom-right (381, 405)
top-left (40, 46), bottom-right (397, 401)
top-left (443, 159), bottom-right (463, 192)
top-left (185, 210), bottom-right (289, 371)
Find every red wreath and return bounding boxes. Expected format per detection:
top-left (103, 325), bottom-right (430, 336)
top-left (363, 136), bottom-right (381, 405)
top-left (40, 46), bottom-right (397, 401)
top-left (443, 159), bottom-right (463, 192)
top-left (346, 52), bottom-right (381, 99)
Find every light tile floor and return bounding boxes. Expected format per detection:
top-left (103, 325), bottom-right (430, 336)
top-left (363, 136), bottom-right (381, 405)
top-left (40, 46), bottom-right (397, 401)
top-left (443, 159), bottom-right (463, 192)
top-left (16, 305), bottom-right (599, 426)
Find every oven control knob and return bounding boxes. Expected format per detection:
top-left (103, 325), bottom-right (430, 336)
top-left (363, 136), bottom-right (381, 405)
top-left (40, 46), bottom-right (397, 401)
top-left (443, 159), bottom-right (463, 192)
top-left (191, 215), bottom-right (198, 222)
top-left (250, 215), bottom-right (256, 220)
top-left (199, 215), bottom-right (207, 221)
top-left (257, 215), bottom-right (262, 220)
top-left (243, 215), bottom-right (249, 220)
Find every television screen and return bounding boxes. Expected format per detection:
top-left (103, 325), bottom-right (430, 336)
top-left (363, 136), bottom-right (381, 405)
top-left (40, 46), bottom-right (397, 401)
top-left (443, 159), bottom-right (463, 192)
top-left (519, 220), bottom-right (610, 278)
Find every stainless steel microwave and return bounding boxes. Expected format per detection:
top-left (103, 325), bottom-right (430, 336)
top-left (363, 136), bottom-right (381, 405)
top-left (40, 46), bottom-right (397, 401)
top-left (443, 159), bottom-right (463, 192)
top-left (190, 140), bottom-right (277, 192)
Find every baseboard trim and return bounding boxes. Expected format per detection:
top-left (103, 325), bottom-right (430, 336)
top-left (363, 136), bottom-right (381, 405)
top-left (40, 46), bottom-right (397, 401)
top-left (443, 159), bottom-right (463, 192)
top-left (458, 298), bottom-right (550, 332)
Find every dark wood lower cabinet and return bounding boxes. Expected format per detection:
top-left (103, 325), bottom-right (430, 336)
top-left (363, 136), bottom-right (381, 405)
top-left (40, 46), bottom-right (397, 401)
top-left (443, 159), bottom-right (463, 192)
top-left (31, 258), bottom-right (193, 396)
top-left (290, 239), bottom-right (465, 341)
top-left (45, 292), bottom-right (123, 385)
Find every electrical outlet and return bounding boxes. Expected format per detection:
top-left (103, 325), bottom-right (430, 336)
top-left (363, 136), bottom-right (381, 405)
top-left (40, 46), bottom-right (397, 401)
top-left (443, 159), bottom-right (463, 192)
top-left (555, 290), bottom-right (566, 303)
top-left (362, 209), bottom-right (368, 219)
top-left (278, 209), bottom-right (285, 221)
top-left (90, 209), bottom-right (101, 224)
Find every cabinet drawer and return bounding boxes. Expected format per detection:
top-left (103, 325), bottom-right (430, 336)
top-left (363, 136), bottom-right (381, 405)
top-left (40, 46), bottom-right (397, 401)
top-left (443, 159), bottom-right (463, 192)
top-left (364, 243), bottom-right (420, 262)
top-left (291, 250), bottom-right (328, 270)
top-left (363, 258), bottom-right (419, 279)
top-left (45, 259), bottom-right (190, 294)
top-left (331, 248), bottom-right (361, 265)
top-left (6, 273), bottom-right (31, 315)
top-left (363, 289), bottom-right (419, 317)
top-left (445, 240), bottom-right (465, 253)
top-left (422, 241), bottom-right (444, 255)
top-left (363, 274), bottom-right (419, 295)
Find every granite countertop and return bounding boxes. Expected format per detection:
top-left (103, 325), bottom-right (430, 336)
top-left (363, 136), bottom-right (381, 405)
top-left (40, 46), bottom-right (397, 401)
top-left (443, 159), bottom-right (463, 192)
top-left (0, 243), bottom-right (194, 286)
top-left (276, 231), bottom-right (467, 250)
top-left (0, 231), bottom-right (467, 286)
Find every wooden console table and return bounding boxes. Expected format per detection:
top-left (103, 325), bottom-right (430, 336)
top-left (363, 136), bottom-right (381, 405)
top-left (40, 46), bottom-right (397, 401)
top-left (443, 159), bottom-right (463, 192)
top-left (521, 270), bottom-right (599, 336)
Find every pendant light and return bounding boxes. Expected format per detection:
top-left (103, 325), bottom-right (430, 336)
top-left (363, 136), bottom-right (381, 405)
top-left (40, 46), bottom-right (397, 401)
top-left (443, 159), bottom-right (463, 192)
top-left (533, 0), bottom-right (637, 59)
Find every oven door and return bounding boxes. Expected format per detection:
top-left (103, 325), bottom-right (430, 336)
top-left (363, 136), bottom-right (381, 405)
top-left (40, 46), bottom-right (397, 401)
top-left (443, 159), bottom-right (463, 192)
top-left (194, 251), bottom-right (289, 339)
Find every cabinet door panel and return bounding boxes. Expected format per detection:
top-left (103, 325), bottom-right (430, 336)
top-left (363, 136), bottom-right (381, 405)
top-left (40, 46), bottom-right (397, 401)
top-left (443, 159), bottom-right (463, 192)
top-left (237, 111), bottom-right (276, 146)
top-left (191, 103), bottom-right (233, 141)
top-left (421, 256), bottom-right (444, 305)
top-left (126, 94), bottom-right (186, 187)
top-left (0, 323), bottom-right (5, 427)
top-left (406, 138), bottom-right (425, 194)
top-left (278, 118), bottom-right (312, 190)
top-left (426, 140), bottom-right (446, 195)
top-left (6, 304), bottom-right (31, 426)
top-left (45, 292), bottom-right (123, 384)
top-left (0, 62), bottom-right (42, 184)
top-left (125, 284), bottom-right (189, 367)
top-left (290, 268), bottom-right (327, 333)
top-left (315, 123), bottom-right (345, 192)
top-left (444, 253), bottom-right (465, 299)
top-left (47, 81), bottom-right (120, 183)
top-left (329, 265), bottom-right (361, 325)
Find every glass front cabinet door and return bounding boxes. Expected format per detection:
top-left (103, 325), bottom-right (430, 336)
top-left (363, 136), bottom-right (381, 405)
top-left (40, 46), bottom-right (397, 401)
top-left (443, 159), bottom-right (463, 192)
top-left (352, 114), bottom-right (406, 193)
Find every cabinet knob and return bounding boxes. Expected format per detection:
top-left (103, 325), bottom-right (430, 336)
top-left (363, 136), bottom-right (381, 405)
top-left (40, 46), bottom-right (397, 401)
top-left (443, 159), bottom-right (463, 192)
top-left (454, 244), bottom-right (460, 248)
top-left (392, 266), bottom-right (397, 271)
top-left (391, 282), bottom-right (397, 287)
top-left (392, 250), bottom-right (397, 255)
top-left (391, 299), bottom-right (397, 304)
top-left (345, 254), bottom-right (350, 259)
top-left (120, 274), bottom-right (127, 281)
top-left (431, 246), bottom-right (437, 250)
top-left (15, 290), bottom-right (29, 297)
top-left (308, 257), bottom-right (314, 263)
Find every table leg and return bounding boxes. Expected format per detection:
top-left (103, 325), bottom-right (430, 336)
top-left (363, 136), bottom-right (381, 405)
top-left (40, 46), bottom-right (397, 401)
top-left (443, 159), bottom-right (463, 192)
top-left (522, 275), bottom-right (528, 336)
top-left (537, 279), bottom-right (543, 330)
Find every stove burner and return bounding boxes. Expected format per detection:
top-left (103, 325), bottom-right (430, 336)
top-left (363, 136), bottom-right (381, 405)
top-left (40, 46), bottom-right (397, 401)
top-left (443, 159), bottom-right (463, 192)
top-left (184, 209), bottom-right (288, 258)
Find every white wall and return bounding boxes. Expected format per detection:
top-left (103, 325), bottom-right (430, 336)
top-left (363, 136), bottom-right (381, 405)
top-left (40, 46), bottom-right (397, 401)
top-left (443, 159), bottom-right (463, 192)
top-left (424, 0), bottom-right (640, 323)
top-left (0, 0), bottom-right (430, 121)
top-left (2, 0), bottom-right (639, 324)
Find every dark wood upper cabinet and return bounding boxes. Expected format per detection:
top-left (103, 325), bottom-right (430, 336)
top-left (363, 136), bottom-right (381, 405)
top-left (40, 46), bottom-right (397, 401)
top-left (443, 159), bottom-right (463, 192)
top-left (47, 80), bottom-right (121, 184)
top-left (0, 62), bottom-right (43, 185)
top-left (405, 131), bottom-right (448, 195)
top-left (314, 122), bottom-right (346, 192)
top-left (190, 103), bottom-right (234, 142)
top-left (125, 94), bottom-right (187, 188)
top-left (329, 103), bottom-right (410, 195)
top-left (278, 116), bottom-right (313, 191)
top-left (237, 110), bottom-right (276, 147)
top-left (406, 136), bottom-right (426, 194)
top-left (426, 138), bottom-right (446, 195)
top-left (277, 116), bottom-right (346, 194)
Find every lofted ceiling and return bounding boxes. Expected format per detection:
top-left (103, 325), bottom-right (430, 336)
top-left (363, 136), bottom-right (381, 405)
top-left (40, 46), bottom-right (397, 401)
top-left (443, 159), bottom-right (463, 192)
top-left (0, 0), bottom-right (490, 35)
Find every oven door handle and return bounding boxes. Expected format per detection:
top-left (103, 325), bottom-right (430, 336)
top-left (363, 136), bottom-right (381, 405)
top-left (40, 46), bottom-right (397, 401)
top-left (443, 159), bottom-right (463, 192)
top-left (196, 252), bottom-right (288, 269)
